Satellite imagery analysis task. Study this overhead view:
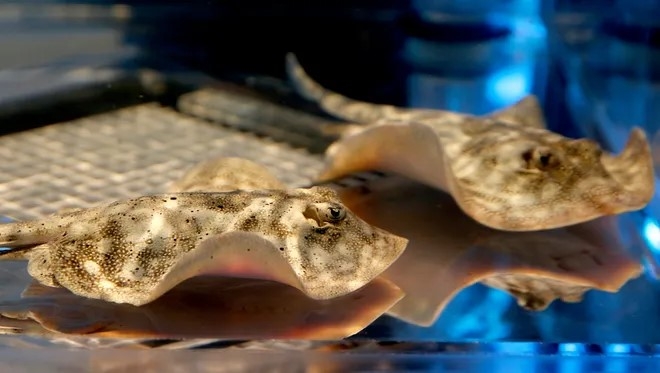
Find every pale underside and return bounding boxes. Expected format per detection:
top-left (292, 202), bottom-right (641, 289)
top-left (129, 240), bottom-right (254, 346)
top-left (154, 157), bottom-right (642, 327)
top-left (333, 174), bottom-right (642, 326)
top-left (286, 54), bottom-right (655, 232)
top-left (0, 261), bottom-right (403, 339)
top-left (0, 183), bottom-right (407, 307)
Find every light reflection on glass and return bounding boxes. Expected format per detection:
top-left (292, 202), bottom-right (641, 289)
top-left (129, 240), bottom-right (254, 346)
top-left (404, 0), bottom-right (546, 114)
top-left (485, 64), bottom-right (533, 107)
top-left (643, 217), bottom-right (660, 254)
top-left (549, 2), bottom-right (660, 276)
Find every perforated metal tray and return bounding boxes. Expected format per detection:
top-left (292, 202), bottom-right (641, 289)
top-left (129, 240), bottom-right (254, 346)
top-left (0, 102), bottom-right (324, 221)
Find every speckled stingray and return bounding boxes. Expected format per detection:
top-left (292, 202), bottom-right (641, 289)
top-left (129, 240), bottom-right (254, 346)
top-left (286, 54), bottom-right (655, 231)
top-left (0, 184), bottom-right (407, 306)
top-left (330, 173), bottom-right (643, 326)
top-left (162, 157), bottom-right (642, 327)
top-left (0, 261), bottom-right (403, 340)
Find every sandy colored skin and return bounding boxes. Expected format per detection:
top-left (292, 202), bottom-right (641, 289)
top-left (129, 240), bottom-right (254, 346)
top-left (161, 156), bottom-right (642, 326)
top-left (0, 187), bottom-right (407, 306)
top-left (167, 157), bottom-right (287, 193)
top-left (0, 266), bottom-right (403, 340)
top-left (326, 173), bottom-right (643, 326)
top-left (286, 54), bottom-right (655, 231)
top-left (0, 158), bottom-right (404, 340)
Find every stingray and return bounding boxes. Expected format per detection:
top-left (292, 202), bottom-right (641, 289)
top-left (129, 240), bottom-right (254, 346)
top-left (159, 156), bottom-right (643, 327)
top-left (0, 262), bottom-right (403, 340)
top-left (286, 54), bottom-right (655, 231)
top-left (0, 185), bottom-right (407, 306)
top-left (331, 173), bottom-right (643, 326)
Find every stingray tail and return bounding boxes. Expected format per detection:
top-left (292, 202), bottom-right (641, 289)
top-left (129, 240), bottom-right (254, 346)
top-left (285, 53), bottom-right (407, 124)
top-left (0, 220), bottom-right (53, 260)
top-left (0, 245), bottom-right (40, 260)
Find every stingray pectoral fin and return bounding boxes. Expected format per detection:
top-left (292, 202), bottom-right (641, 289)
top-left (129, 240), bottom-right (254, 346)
top-left (0, 220), bottom-right (53, 251)
top-left (167, 156), bottom-right (287, 193)
top-left (319, 122), bottom-right (450, 191)
top-left (476, 229), bottom-right (643, 310)
top-left (383, 256), bottom-right (485, 327)
top-left (148, 232), bottom-right (305, 304)
top-left (600, 127), bottom-right (655, 212)
top-left (448, 127), bottom-right (655, 232)
top-left (6, 276), bottom-right (404, 340)
top-left (487, 95), bottom-right (546, 129)
top-left (284, 276), bottom-right (404, 339)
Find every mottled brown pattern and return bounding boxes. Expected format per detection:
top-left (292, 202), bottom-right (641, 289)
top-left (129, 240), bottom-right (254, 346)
top-left (287, 53), bottom-right (655, 231)
top-left (0, 184), bottom-right (407, 306)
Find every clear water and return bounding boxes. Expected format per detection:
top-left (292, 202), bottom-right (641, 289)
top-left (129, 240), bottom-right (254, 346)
top-left (0, 1), bottom-right (658, 370)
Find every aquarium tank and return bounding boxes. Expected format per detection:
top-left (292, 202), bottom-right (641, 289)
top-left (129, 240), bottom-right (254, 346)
top-left (0, 0), bottom-right (658, 372)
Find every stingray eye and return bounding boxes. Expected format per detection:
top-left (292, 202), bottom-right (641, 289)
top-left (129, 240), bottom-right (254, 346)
top-left (303, 203), bottom-right (346, 228)
top-left (522, 147), bottom-right (556, 171)
top-left (326, 206), bottom-right (346, 223)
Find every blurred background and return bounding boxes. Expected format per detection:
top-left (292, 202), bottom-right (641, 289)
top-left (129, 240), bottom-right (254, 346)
top-left (0, 0), bottom-right (659, 348)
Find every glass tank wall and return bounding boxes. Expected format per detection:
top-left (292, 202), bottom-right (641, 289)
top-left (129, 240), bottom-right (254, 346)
top-left (0, 1), bottom-right (658, 368)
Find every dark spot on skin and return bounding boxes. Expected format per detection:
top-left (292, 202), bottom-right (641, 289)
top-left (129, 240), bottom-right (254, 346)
top-left (239, 215), bottom-right (259, 231)
top-left (170, 197), bottom-right (177, 200)
top-left (279, 247), bottom-right (284, 251)
top-left (485, 156), bottom-right (498, 166)
top-left (62, 232), bottom-right (67, 237)
top-left (523, 147), bottom-right (558, 171)
top-left (539, 154), bottom-right (551, 167)
top-left (313, 226), bottom-right (330, 234)
top-left (247, 248), bottom-right (251, 252)
top-left (185, 219), bottom-right (190, 223)
top-left (217, 205), bottom-right (224, 209)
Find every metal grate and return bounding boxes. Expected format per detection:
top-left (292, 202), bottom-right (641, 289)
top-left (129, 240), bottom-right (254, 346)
top-left (178, 87), bottom-right (339, 154)
top-left (0, 102), bottom-right (324, 220)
